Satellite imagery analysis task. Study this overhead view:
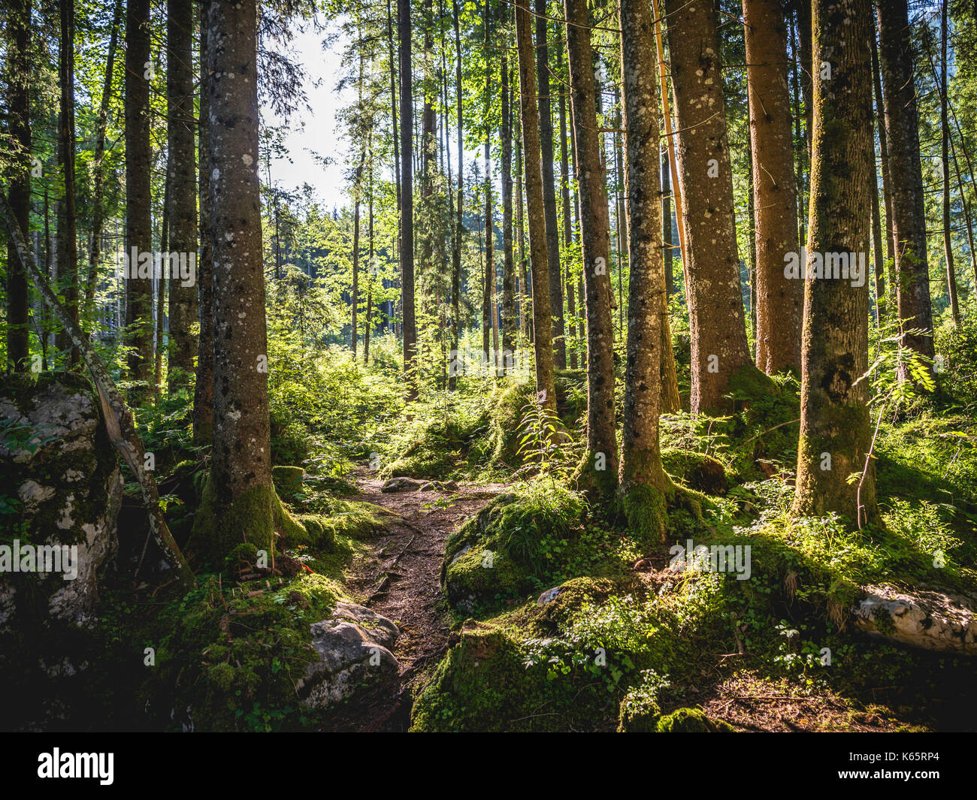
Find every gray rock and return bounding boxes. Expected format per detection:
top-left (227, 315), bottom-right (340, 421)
top-left (381, 476), bottom-right (427, 493)
top-left (855, 585), bottom-right (977, 654)
top-left (537, 587), bottom-right (563, 605)
top-left (297, 602), bottom-right (400, 711)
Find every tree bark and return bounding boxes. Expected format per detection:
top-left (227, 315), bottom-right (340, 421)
top-left (565, 0), bottom-right (618, 500)
top-left (877, 0), bottom-right (935, 368)
top-left (125, 0), bottom-right (154, 400)
top-left (57, 0), bottom-right (80, 366)
top-left (166, 0), bottom-right (199, 389)
top-left (514, 0), bottom-right (557, 413)
top-left (501, 48), bottom-right (517, 361)
top-left (620, 0), bottom-right (669, 542)
top-left (536, 0), bottom-right (566, 369)
top-left (939, 0), bottom-right (959, 325)
top-left (197, 0), bottom-right (284, 560)
top-left (744, 0), bottom-right (802, 375)
top-left (664, 0), bottom-right (755, 413)
top-left (5, 0), bottom-right (31, 371)
top-left (398, 0), bottom-right (417, 394)
top-left (193, 0), bottom-right (215, 447)
top-left (792, 0), bottom-right (877, 527)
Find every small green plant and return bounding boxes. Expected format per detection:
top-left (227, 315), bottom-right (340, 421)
top-left (516, 395), bottom-right (567, 477)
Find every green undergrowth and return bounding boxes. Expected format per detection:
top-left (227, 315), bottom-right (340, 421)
top-left (142, 572), bottom-right (345, 731)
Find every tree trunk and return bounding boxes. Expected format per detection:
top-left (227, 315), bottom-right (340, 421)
top-left (125, 0), bottom-right (154, 401)
top-left (501, 49), bottom-right (517, 361)
top-left (85, 0), bottom-right (123, 316)
top-left (5, 0), bottom-right (31, 372)
top-left (939, 0), bottom-right (959, 326)
top-left (620, 0), bottom-right (670, 542)
top-left (744, 0), bottom-right (802, 375)
top-left (536, 0), bottom-right (566, 369)
top-left (565, 0), bottom-right (618, 500)
top-left (398, 0), bottom-right (417, 394)
top-left (166, 0), bottom-right (199, 389)
top-left (514, 0), bottom-right (557, 413)
top-left (664, 0), bottom-right (756, 413)
top-left (193, 1), bottom-right (215, 447)
top-left (877, 0), bottom-right (935, 370)
top-left (195, 0), bottom-right (290, 562)
top-left (557, 55), bottom-right (576, 369)
top-left (57, 0), bottom-right (79, 366)
top-left (792, 0), bottom-right (877, 528)
top-left (871, 26), bottom-right (895, 274)
top-left (449, 0), bottom-right (464, 389)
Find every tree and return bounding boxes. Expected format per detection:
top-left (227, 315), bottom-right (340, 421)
top-left (565, 0), bottom-right (617, 500)
top-left (125, 0), bottom-right (154, 401)
top-left (193, 0), bottom-right (215, 446)
top-left (166, 0), bottom-right (199, 389)
top-left (5, 0), bottom-right (31, 372)
top-left (398, 0), bottom-right (417, 394)
top-left (792, 0), bottom-right (877, 527)
top-left (536, 0), bottom-right (566, 369)
top-left (877, 0), bottom-right (935, 370)
top-left (193, 0), bottom-right (297, 561)
top-left (664, 0), bottom-right (755, 413)
top-left (619, 0), bottom-right (669, 541)
top-left (514, 0), bottom-right (557, 414)
top-left (744, 0), bottom-right (802, 375)
top-left (500, 48), bottom-right (517, 359)
top-left (56, 0), bottom-right (79, 366)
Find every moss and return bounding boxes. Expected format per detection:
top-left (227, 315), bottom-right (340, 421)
top-left (145, 573), bottom-right (344, 731)
top-left (574, 449), bottom-right (621, 508)
top-left (622, 482), bottom-right (668, 545)
top-left (655, 707), bottom-right (734, 733)
top-left (272, 465), bottom-right (305, 498)
top-left (190, 476), bottom-right (308, 567)
top-left (617, 694), bottom-right (662, 732)
top-left (662, 448), bottom-right (729, 495)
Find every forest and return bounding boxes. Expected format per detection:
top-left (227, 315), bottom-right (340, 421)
top-left (1, 0), bottom-right (976, 742)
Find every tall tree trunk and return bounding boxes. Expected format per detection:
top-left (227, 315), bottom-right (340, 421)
top-left (365, 153), bottom-right (375, 365)
top-left (536, 0), bottom-right (566, 369)
top-left (351, 53), bottom-right (366, 356)
top-left (125, 0), bottom-right (154, 401)
top-left (449, 0), bottom-right (464, 389)
top-left (501, 48), bottom-right (517, 361)
top-left (565, 0), bottom-right (618, 500)
top-left (482, 0), bottom-right (494, 367)
top-left (5, 0), bottom-right (31, 372)
top-left (154, 175), bottom-right (169, 401)
top-left (193, 0), bottom-right (215, 447)
top-left (557, 53), bottom-right (577, 369)
top-left (744, 0), bottom-right (802, 375)
top-left (514, 0), bottom-right (557, 413)
top-left (664, 0), bottom-right (756, 413)
top-left (515, 106), bottom-right (531, 341)
top-left (877, 0), bottom-right (935, 370)
top-left (196, 0), bottom-right (285, 560)
top-left (871, 26), bottom-right (895, 273)
top-left (85, 0), bottom-right (123, 313)
top-left (620, 0), bottom-right (669, 542)
top-left (398, 0), bottom-right (417, 394)
top-left (792, 0), bottom-right (877, 527)
top-left (166, 0), bottom-right (199, 389)
top-left (57, 0), bottom-right (79, 366)
top-left (939, 0), bottom-right (960, 325)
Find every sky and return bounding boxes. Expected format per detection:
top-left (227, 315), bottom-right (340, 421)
top-left (260, 21), bottom-right (354, 212)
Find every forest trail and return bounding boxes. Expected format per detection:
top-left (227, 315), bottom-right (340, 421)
top-left (341, 470), bottom-right (508, 731)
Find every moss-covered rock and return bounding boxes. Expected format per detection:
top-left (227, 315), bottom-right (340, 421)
top-left (272, 465), bottom-right (305, 498)
top-left (662, 448), bottom-right (729, 496)
top-left (654, 707), bottom-right (734, 732)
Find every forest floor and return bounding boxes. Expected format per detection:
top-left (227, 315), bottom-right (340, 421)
top-left (334, 470), bottom-right (508, 731)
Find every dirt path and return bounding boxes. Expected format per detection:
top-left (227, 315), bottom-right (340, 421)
top-left (342, 471), bottom-right (507, 731)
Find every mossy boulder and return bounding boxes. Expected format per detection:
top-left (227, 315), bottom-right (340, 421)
top-left (442, 481), bottom-right (587, 614)
top-left (662, 448), bottom-right (729, 496)
top-left (654, 707), bottom-right (734, 733)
